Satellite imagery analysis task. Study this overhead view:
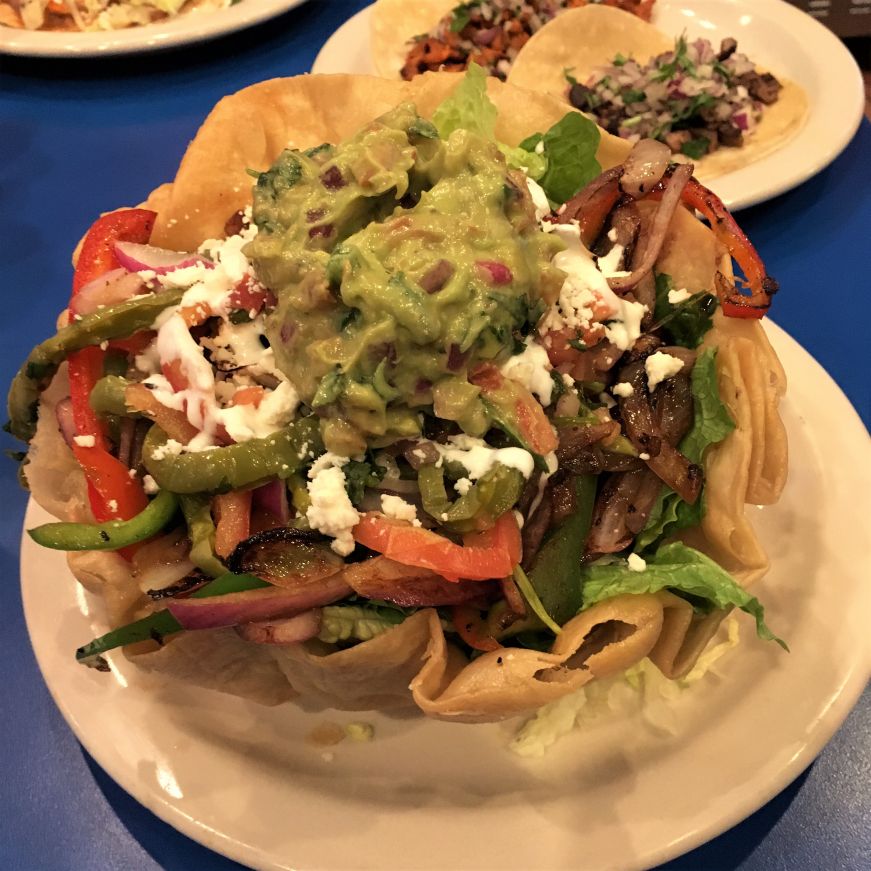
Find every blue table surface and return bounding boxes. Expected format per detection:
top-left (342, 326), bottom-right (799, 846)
top-left (1, 2), bottom-right (868, 868)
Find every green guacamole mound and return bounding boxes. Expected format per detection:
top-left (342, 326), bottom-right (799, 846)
top-left (246, 103), bottom-right (562, 455)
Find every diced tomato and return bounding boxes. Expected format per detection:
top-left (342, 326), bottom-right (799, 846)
top-left (178, 302), bottom-right (212, 328)
top-left (230, 386), bottom-right (265, 408)
top-left (161, 358), bottom-right (189, 393)
top-left (228, 275), bottom-right (275, 316)
top-left (470, 363), bottom-right (558, 456)
top-left (353, 510), bottom-right (521, 582)
top-left (213, 491), bottom-right (253, 558)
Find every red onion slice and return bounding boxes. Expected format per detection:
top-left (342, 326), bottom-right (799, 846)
top-left (236, 610), bottom-right (322, 645)
top-left (71, 269), bottom-right (146, 316)
top-left (167, 578), bottom-right (349, 630)
top-left (114, 240), bottom-right (213, 275)
top-left (252, 480), bottom-right (290, 525)
top-left (342, 556), bottom-right (494, 607)
top-left (608, 163), bottom-right (693, 293)
top-left (55, 398), bottom-right (77, 448)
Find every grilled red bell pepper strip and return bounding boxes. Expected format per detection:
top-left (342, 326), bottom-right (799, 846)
top-left (68, 209), bottom-right (156, 520)
top-left (664, 177), bottom-right (777, 318)
top-left (71, 208), bottom-right (156, 297)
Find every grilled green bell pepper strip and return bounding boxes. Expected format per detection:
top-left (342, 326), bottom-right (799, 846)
top-left (179, 493), bottom-right (226, 578)
top-left (142, 416), bottom-right (322, 494)
top-left (75, 572), bottom-right (270, 668)
top-left (7, 288), bottom-right (184, 442)
top-left (418, 462), bottom-right (524, 533)
top-left (527, 474), bottom-right (597, 626)
top-left (481, 397), bottom-right (549, 471)
top-left (27, 489), bottom-right (178, 551)
top-left (89, 375), bottom-right (138, 418)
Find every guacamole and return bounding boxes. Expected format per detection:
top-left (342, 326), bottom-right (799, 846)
top-left (246, 104), bottom-right (562, 454)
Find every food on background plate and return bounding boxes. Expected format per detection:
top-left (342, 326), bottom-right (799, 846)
top-left (9, 69), bottom-right (788, 724)
top-left (370, 0), bottom-right (655, 81)
top-left (507, 5), bottom-right (808, 182)
top-left (0, 0), bottom-right (230, 32)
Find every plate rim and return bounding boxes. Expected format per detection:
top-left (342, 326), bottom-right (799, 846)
top-left (312, 0), bottom-right (865, 212)
top-left (19, 321), bottom-right (871, 871)
top-left (0, 0), bottom-right (306, 58)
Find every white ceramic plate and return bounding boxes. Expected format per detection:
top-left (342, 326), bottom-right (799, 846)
top-left (0, 0), bottom-right (306, 58)
top-left (21, 322), bottom-right (871, 871)
top-left (312, 1), bottom-right (864, 211)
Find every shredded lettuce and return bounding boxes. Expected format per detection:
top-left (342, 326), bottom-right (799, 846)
top-left (510, 617), bottom-right (740, 756)
top-left (582, 542), bottom-right (786, 648)
top-left (318, 604), bottom-right (407, 644)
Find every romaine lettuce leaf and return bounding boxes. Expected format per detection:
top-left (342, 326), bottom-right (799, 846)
top-left (519, 113), bottom-right (601, 204)
top-left (581, 541), bottom-right (786, 648)
top-left (432, 62), bottom-right (497, 140)
top-left (431, 68), bottom-right (599, 202)
top-left (653, 273), bottom-right (716, 349)
top-left (635, 348), bottom-right (733, 552)
top-left (318, 604), bottom-right (407, 644)
top-left (679, 346), bottom-right (734, 465)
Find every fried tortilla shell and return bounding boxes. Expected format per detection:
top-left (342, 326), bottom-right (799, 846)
top-left (411, 594), bottom-right (664, 722)
top-left (35, 71), bottom-right (784, 718)
top-left (506, 4), bottom-right (809, 184)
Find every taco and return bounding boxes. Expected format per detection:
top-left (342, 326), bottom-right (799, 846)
top-left (370, 0), bottom-right (655, 81)
top-left (506, 5), bottom-right (809, 182)
top-left (9, 70), bottom-right (787, 723)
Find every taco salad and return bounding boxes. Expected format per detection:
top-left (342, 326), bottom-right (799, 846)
top-left (8, 71), bottom-right (788, 722)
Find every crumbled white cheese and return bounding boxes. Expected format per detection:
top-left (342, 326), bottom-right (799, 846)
top-left (639, 452), bottom-right (651, 461)
top-left (150, 438), bottom-right (184, 461)
top-left (454, 477), bottom-right (473, 496)
top-left (72, 435), bottom-right (96, 448)
top-left (667, 287), bottom-right (692, 305)
top-left (142, 475), bottom-right (159, 495)
top-left (307, 451), bottom-right (349, 479)
top-left (537, 220), bottom-right (646, 352)
top-left (220, 381), bottom-right (299, 443)
top-left (645, 352), bottom-right (685, 392)
top-left (106, 499), bottom-right (118, 514)
top-left (499, 337), bottom-right (554, 406)
top-left (380, 494), bottom-right (421, 527)
top-left (627, 553), bottom-right (647, 572)
top-left (306, 465), bottom-right (360, 556)
top-left (611, 382), bottom-right (634, 398)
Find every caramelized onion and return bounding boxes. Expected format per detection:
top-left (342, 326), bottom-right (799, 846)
top-left (620, 139), bottom-right (672, 199)
top-left (617, 361), bottom-right (702, 505)
top-left (608, 163), bottom-right (693, 294)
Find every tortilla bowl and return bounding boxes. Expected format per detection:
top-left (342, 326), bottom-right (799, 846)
top-left (26, 72), bottom-right (786, 722)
